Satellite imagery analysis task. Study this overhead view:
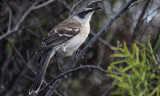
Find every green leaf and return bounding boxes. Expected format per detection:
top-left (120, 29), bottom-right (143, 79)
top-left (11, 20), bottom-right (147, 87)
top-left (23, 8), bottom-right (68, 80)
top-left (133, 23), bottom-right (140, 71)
top-left (107, 36), bottom-right (160, 96)
top-left (6, 43), bottom-right (12, 54)
top-left (111, 47), bottom-right (125, 52)
top-left (122, 64), bottom-right (136, 73)
top-left (110, 53), bottom-right (129, 58)
top-left (153, 37), bottom-right (160, 53)
top-left (111, 60), bottom-right (126, 65)
top-left (149, 85), bottom-right (159, 96)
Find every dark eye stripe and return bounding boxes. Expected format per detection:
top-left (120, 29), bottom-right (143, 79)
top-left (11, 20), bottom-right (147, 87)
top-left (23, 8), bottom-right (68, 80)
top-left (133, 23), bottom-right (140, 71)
top-left (78, 13), bottom-right (85, 18)
top-left (78, 9), bottom-right (91, 18)
top-left (85, 10), bottom-right (90, 13)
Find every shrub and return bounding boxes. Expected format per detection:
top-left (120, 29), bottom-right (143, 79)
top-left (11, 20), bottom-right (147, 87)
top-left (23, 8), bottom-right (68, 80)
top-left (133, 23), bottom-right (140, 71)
top-left (108, 37), bottom-right (160, 96)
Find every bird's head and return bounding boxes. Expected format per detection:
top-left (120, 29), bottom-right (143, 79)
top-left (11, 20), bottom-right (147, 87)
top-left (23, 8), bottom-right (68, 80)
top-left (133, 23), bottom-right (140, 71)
top-left (73, 7), bottom-right (101, 24)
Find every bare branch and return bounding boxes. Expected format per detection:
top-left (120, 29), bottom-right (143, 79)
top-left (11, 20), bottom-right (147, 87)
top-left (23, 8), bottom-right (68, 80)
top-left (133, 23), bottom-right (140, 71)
top-left (0, 8), bottom-right (64, 40)
top-left (0, 0), bottom-right (40, 41)
top-left (90, 31), bottom-right (114, 51)
top-left (129, 0), bottom-right (151, 46)
top-left (101, 80), bottom-right (116, 96)
top-left (69, 0), bottom-right (83, 16)
top-left (13, 0), bottom-right (39, 31)
top-left (39, 65), bottom-right (121, 95)
top-left (2, 0), bottom-right (12, 32)
top-left (33, 0), bottom-right (55, 10)
top-left (0, 30), bottom-right (36, 76)
top-left (129, 0), bottom-right (144, 8)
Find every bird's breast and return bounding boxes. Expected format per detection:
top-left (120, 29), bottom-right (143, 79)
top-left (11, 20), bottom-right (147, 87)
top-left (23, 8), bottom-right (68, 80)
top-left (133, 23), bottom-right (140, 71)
top-left (57, 23), bottom-right (90, 56)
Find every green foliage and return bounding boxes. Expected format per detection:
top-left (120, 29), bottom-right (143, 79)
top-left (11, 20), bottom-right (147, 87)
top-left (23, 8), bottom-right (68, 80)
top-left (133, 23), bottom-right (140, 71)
top-left (153, 36), bottom-right (160, 53)
top-left (108, 39), bottom-right (160, 96)
top-left (6, 43), bottom-right (12, 54)
top-left (6, 39), bottom-right (14, 54)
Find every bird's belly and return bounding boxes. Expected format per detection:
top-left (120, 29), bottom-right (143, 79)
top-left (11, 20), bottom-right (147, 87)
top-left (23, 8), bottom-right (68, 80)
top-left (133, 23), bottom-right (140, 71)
top-left (65, 34), bottom-right (86, 51)
top-left (57, 33), bottom-right (88, 56)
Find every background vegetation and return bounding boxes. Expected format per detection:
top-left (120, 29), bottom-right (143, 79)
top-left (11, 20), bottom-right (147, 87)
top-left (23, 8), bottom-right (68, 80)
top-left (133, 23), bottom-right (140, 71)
top-left (0, 0), bottom-right (160, 96)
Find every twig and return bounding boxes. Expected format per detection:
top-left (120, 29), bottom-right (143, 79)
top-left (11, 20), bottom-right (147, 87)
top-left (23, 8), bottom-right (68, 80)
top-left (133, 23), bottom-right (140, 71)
top-left (0, 33), bottom-right (36, 95)
top-left (8, 41), bottom-right (36, 74)
top-left (45, 0), bottom-right (136, 95)
top-left (0, 4), bottom-right (66, 41)
top-left (0, 30), bottom-right (36, 75)
top-left (139, 7), bottom-right (160, 42)
top-left (90, 31), bottom-right (114, 51)
top-left (1, 8), bottom-right (65, 39)
top-left (5, 66), bottom-right (28, 96)
top-left (33, 0), bottom-right (55, 10)
top-left (86, 0), bottom-right (102, 6)
top-left (0, 0), bottom-right (39, 41)
top-left (69, 0), bottom-right (83, 17)
top-left (45, 79), bottom-right (62, 96)
top-left (101, 80), bottom-right (117, 96)
top-left (129, 0), bottom-right (151, 46)
top-left (129, 0), bottom-right (144, 8)
top-left (153, 33), bottom-right (160, 60)
top-left (101, 85), bottom-right (112, 96)
top-left (96, 42), bottom-right (103, 66)
top-left (14, 0), bottom-right (39, 31)
top-left (58, 0), bottom-right (71, 11)
top-left (2, 0), bottom-right (12, 32)
top-left (39, 65), bottom-right (121, 94)
top-left (55, 90), bottom-right (63, 96)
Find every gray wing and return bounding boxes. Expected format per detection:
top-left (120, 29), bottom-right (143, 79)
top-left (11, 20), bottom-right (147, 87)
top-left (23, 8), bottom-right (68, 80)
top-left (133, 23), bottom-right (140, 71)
top-left (36, 19), bottom-right (81, 53)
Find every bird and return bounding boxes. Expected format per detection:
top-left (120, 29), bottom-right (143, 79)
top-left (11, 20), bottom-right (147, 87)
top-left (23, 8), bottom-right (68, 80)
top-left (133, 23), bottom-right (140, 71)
top-left (29, 7), bottom-right (101, 95)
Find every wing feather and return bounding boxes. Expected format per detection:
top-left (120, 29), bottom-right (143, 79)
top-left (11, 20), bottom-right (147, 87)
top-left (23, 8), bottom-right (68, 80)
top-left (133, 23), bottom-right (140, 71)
top-left (36, 19), bottom-right (81, 53)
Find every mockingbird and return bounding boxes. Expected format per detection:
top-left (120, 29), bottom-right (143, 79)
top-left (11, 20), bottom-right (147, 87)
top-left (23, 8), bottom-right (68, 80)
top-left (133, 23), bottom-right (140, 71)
top-left (29, 7), bottom-right (101, 95)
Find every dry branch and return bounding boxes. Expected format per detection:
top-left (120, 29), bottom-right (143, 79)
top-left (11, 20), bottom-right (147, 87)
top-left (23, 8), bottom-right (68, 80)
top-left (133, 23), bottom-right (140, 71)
top-left (39, 65), bottom-right (121, 94)
top-left (0, 0), bottom-right (40, 41)
top-left (129, 0), bottom-right (151, 45)
top-left (2, 0), bottom-right (12, 32)
top-left (33, 0), bottom-right (55, 10)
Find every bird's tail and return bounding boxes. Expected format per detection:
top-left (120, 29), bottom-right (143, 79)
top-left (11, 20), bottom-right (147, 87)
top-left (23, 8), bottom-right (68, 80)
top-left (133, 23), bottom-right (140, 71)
top-left (29, 49), bottom-right (54, 95)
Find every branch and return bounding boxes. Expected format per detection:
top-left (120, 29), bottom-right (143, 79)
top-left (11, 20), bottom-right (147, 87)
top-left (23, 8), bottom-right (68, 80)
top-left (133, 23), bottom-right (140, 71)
top-left (45, 0), bottom-right (136, 96)
top-left (0, 0), bottom-right (39, 41)
top-left (90, 31), bottom-right (114, 51)
top-left (101, 79), bottom-right (116, 96)
top-left (0, 30), bottom-right (37, 95)
top-left (129, 0), bottom-right (144, 8)
top-left (101, 84), bottom-right (112, 96)
top-left (2, 0), bottom-right (12, 32)
top-left (33, 0), bottom-right (55, 10)
top-left (69, 0), bottom-right (83, 16)
top-left (13, 0), bottom-right (39, 30)
top-left (39, 65), bottom-right (121, 94)
top-left (129, 0), bottom-right (151, 46)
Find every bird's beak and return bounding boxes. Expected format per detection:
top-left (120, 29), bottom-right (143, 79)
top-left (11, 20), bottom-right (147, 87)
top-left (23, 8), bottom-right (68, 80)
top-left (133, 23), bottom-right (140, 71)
top-left (92, 7), bottom-right (101, 11)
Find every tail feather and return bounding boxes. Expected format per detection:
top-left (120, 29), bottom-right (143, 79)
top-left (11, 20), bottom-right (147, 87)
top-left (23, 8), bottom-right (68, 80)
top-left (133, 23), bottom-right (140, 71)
top-left (29, 49), bottom-right (54, 95)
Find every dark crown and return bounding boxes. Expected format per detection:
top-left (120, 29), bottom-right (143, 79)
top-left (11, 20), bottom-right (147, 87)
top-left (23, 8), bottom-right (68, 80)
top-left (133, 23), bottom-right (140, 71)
top-left (77, 7), bottom-right (101, 18)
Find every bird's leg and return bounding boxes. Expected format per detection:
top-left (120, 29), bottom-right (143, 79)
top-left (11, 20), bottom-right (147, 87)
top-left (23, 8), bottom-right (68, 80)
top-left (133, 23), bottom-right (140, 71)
top-left (56, 56), bottom-right (63, 73)
top-left (75, 49), bottom-right (81, 59)
top-left (56, 56), bottom-right (74, 72)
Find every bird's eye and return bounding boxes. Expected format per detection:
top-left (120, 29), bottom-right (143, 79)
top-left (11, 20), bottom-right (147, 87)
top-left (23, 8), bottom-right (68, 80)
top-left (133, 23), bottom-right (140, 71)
top-left (77, 10), bottom-right (88, 18)
top-left (83, 11), bottom-right (87, 14)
